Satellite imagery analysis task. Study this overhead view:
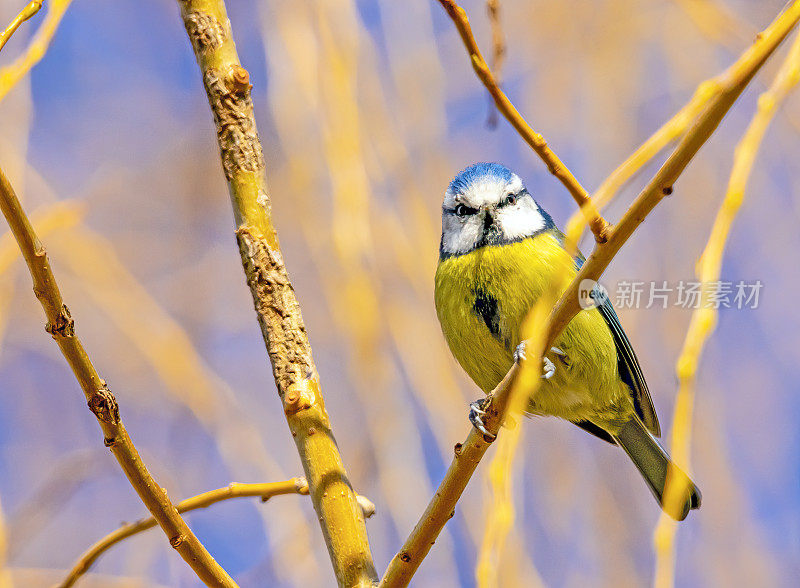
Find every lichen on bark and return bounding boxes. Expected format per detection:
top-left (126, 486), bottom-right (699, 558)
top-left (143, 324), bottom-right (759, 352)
top-left (236, 226), bottom-right (315, 396)
top-left (183, 10), bottom-right (225, 52)
top-left (201, 68), bottom-right (264, 181)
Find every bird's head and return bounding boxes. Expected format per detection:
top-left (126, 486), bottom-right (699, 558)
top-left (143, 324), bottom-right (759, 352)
top-left (440, 162), bottom-right (553, 258)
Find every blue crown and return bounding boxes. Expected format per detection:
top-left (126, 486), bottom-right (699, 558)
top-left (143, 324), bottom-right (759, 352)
top-left (448, 162), bottom-right (514, 195)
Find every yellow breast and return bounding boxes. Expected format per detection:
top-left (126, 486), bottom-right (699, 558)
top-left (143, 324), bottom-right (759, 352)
top-left (434, 233), bottom-right (569, 391)
top-left (434, 232), bottom-right (629, 427)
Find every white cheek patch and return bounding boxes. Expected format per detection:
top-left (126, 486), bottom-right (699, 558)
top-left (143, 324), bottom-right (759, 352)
top-left (495, 199), bottom-right (546, 240)
top-left (441, 214), bottom-right (483, 255)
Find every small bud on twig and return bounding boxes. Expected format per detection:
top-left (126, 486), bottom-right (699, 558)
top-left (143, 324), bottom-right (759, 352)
top-left (227, 65), bottom-right (250, 94)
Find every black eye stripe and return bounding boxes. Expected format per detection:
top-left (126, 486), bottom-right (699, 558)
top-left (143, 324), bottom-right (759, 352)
top-left (445, 190), bottom-right (531, 215)
top-left (448, 203), bottom-right (478, 216)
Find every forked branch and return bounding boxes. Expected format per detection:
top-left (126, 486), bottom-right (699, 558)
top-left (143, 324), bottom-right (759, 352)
top-left (380, 3), bottom-right (800, 586)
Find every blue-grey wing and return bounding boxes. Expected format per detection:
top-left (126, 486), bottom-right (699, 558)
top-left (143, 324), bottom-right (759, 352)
top-left (572, 249), bottom-right (661, 438)
top-left (592, 286), bottom-right (660, 436)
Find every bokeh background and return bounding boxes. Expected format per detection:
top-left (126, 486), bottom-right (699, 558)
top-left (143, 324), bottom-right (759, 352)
top-left (1, 0), bottom-right (798, 586)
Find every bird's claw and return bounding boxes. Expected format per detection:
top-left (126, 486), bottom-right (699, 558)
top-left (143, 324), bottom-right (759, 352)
top-left (469, 397), bottom-right (496, 440)
top-left (542, 357), bottom-right (556, 379)
top-left (513, 341), bottom-right (527, 364)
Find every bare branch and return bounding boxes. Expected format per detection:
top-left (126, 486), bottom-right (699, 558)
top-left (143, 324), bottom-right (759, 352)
top-left (175, 1), bottom-right (376, 585)
top-left (485, 0), bottom-right (505, 127)
top-left (437, 0), bottom-right (610, 242)
top-left (0, 168), bottom-right (237, 587)
top-left (61, 478), bottom-right (312, 588)
top-left (380, 3), bottom-right (800, 586)
top-left (0, 1), bottom-right (42, 54)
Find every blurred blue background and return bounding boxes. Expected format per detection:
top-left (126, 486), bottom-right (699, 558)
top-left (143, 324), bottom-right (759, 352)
top-left (0, 0), bottom-right (798, 586)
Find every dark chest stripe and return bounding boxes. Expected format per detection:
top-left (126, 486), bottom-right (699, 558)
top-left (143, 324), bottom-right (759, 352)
top-left (472, 288), bottom-right (501, 338)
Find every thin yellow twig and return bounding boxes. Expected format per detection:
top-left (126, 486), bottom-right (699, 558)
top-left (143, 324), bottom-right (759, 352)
top-left (0, 168), bottom-right (237, 587)
top-left (485, 0), bottom-right (505, 127)
top-left (653, 27), bottom-right (800, 588)
top-left (176, 1), bottom-right (376, 585)
top-left (0, 0), bottom-right (72, 103)
top-left (437, 0), bottom-right (610, 243)
top-left (379, 4), bottom-right (800, 586)
top-left (60, 478), bottom-right (312, 588)
top-left (0, 1), bottom-right (42, 54)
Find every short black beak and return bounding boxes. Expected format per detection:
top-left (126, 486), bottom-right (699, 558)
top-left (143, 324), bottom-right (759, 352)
top-left (478, 209), bottom-right (502, 247)
top-left (482, 209), bottom-right (493, 234)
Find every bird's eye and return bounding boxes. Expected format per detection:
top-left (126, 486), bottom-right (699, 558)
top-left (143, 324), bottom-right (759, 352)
top-left (504, 193), bottom-right (517, 206)
top-left (454, 204), bottom-right (470, 217)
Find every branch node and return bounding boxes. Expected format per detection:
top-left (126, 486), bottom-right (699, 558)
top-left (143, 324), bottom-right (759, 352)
top-left (87, 386), bottom-right (120, 425)
top-left (103, 436), bottom-right (121, 448)
top-left (594, 222), bottom-right (612, 244)
top-left (293, 476), bottom-right (310, 496)
top-left (356, 494), bottom-right (377, 519)
top-left (227, 65), bottom-right (251, 95)
top-left (169, 534), bottom-right (187, 549)
top-left (45, 304), bottom-right (75, 338)
top-left (283, 379), bottom-right (315, 415)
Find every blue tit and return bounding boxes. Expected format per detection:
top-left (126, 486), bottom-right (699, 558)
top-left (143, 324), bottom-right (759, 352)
top-left (434, 162), bottom-right (701, 520)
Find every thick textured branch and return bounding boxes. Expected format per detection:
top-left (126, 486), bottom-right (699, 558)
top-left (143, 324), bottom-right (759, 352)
top-left (437, 0), bottom-right (609, 242)
top-left (175, 1), bottom-right (377, 586)
top-left (380, 3), bottom-right (800, 586)
top-left (0, 168), bottom-right (237, 587)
